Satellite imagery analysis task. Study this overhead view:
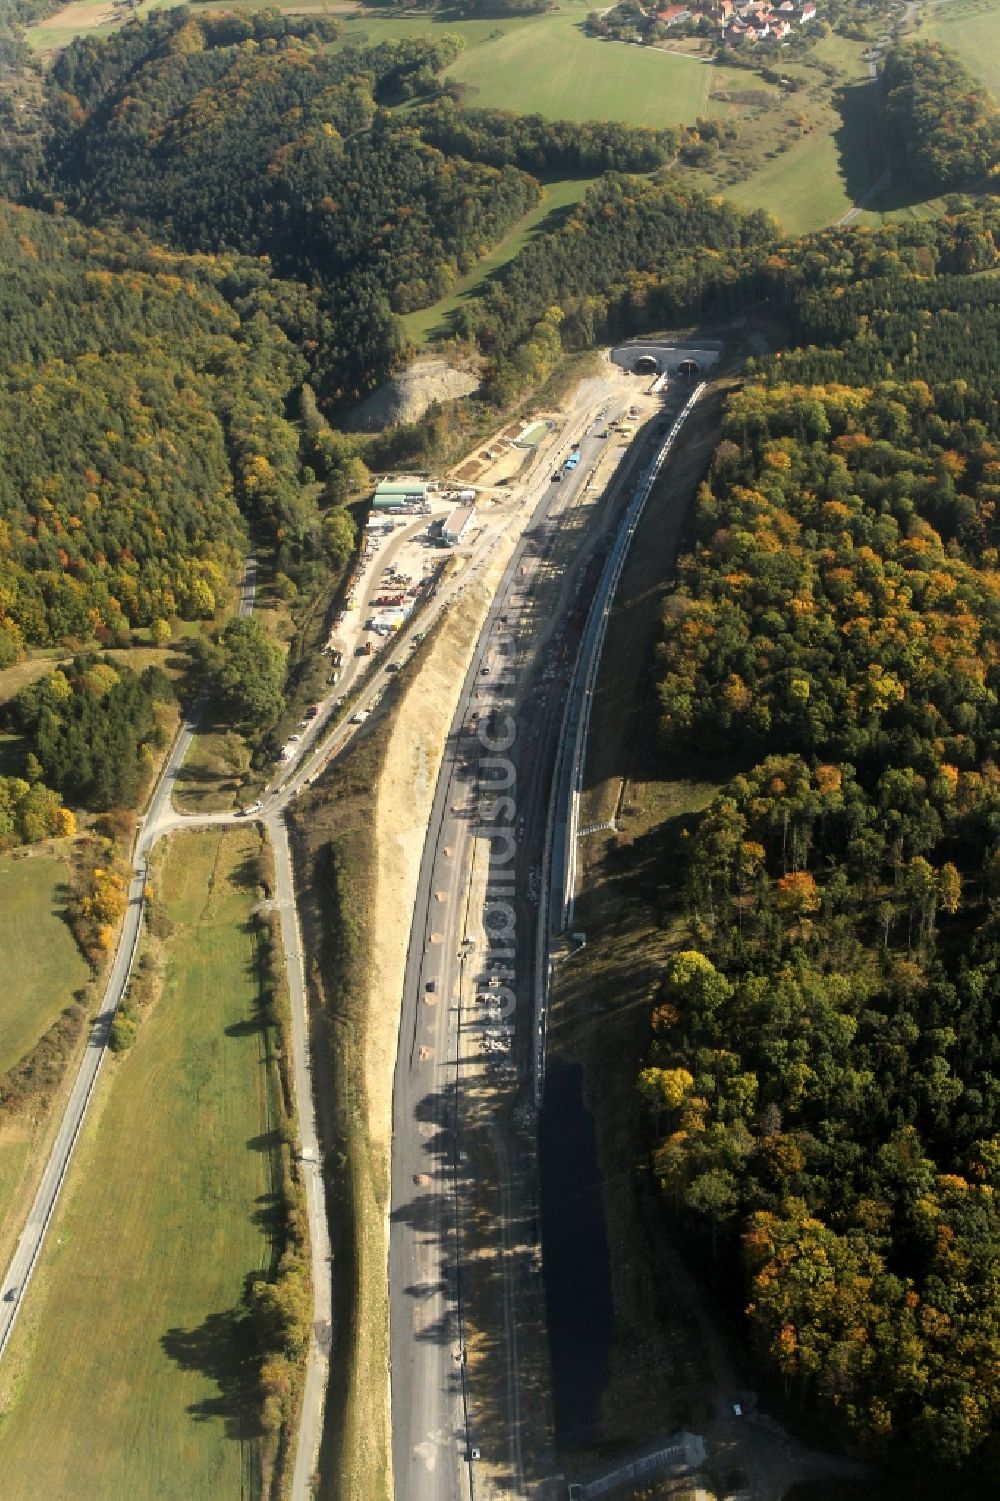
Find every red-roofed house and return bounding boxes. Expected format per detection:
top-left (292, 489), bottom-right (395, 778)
top-left (657, 4), bottom-right (693, 21)
top-left (799, 1), bottom-right (817, 18)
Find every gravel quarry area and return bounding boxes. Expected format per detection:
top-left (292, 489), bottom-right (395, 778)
top-left (348, 359), bottom-right (481, 431)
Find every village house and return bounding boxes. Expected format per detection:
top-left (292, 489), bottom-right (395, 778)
top-left (612, 0), bottom-right (818, 43)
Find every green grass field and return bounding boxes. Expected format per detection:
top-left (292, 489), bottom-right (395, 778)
top-left (722, 117), bottom-right (857, 232)
top-left (856, 190), bottom-right (983, 228)
top-left (923, 0), bottom-right (1000, 96)
top-left (334, 6), bottom-right (725, 123)
top-left (700, 31), bottom-right (875, 232)
top-left (0, 848), bottom-right (88, 1078)
top-left (0, 845), bottom-right (89, 1299)
top-left (448, 22), bottom-right (712, 125)
top-left (173, 726), bottom-right (256, 814)
top-left (0, 1128), bottom-right (34, 1289)
top-left (25, 0), bottom-right (143, 51)
top-left (0, 828), bottom-right (283, 1501)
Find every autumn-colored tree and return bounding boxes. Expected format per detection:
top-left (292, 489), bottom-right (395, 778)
top-left (775, 871), bottom-right (820, 917)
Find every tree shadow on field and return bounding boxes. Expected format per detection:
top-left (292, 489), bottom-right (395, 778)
top-left (224, 932), bottom-right (274, 1039)
top-left (230, 850), bottom-right (264, 894)
top-left (831, 80), bottom-right (880, 207)
top-left (246, 1129), bottom-right (283, 1154)
top-left (161, 1305), bottom-right (264, 1439)
top-left (252, 1188), bottom-right (286, 1245)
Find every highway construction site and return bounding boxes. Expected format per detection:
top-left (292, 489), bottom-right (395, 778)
top-left (357, 364), bottom-right (714, 1501)
top-left (0, 341), bottom-right (762, 1501)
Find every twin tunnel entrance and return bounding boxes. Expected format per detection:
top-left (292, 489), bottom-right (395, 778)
top-left (633, 354), bottom-right (700, 380)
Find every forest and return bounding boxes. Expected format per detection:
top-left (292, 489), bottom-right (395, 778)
top-left (881, 43), bottom-right (1000, 195)
top-left (644, 207), bottom-right (1000, 1482)
top-left (472, 172), bottom-right (771, 398)
top-left (6, 6), bottom-right (994, 413)
top-left (11, 655), bottom-right (172, 809)
top-left (6, 9), bottom-right (545, 394)
top-left (2, 6), bottom-right (763, 403)
top-left (413, 98), bottom-right (702, 174)
top-left (0, 199), bottom-right (369, 660)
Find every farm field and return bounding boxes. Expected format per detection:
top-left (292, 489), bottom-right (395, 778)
top-left (26, 0), bottom-right (149, 51)
top-left (720, 110), bottom-right (858, 231)
top-left (0, 828), bottom-right (283, 1501)
top-left (0, 847), bottom-right (88, 1078)
top-left (401, 174), bottom-right (599, 346)
top-left (335, 6), bottom-right (720, 124)
top-left (25, 0), bottom-right (344, 50)
top-left (922, 0), bottom-right (1000, 96)
top-left (445, 20), bottom-right (713, 125)
top-left (25, 0), bottom-right (484, 51)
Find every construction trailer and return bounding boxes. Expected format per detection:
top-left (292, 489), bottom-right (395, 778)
top-left (441, 504), bottom-right (476, 545)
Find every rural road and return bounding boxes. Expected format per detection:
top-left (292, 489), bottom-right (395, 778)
top-left (0, 554), bottom-right (258, 1362)
top-left (267, 812), bottom-right (334, 1500)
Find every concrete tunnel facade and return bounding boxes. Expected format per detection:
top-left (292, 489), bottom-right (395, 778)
top-left (610, 341), bottom-right (722, 378)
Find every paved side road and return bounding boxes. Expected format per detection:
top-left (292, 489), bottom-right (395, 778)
top-left (267, 813), bottom-right (334, 1498)
top-left (0, 557), bottom-right (255, 1361)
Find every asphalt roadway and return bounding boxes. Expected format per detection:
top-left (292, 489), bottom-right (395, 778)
top-left (0, 557), bottom-right (258, 1361)
top-left (389, 389), bottom-right (634, 1501)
